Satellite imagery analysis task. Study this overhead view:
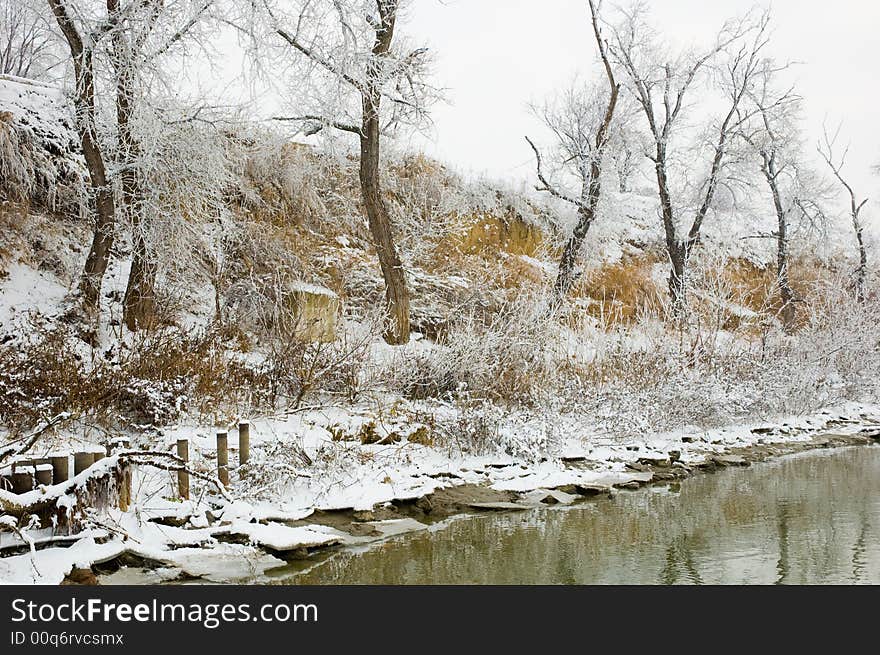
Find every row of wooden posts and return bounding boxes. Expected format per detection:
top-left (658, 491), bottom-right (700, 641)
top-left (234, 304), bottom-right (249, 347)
top-left (0, 438), bottom-right (131, 494)
top-left (2, 423), bottom-right (251, 501)
top-left (175, 422), bottom-right (250, 500)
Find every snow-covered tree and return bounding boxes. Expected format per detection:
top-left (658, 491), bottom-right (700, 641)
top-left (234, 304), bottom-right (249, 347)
top-left (249, 0), bottom-right (439, 345)
top-left (526, 0), bottom-right (620, 304)
top-left (818, 125), bottom-right (870, 302)
top-left (607, 3), bottom-right (771, 318)
top-left (46, 0), bottom-right (220, 327)
top-left (737, 63), bottom-right (818, 331)
top-left (0, 0), bottom-right (57, 79)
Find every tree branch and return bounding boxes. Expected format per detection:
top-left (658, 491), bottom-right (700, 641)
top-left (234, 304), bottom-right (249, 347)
top-left (525, 136), bottom-right (586, 208)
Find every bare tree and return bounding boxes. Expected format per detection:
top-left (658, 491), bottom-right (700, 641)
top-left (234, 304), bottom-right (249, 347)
top-left (818, 125), bottom-right (870, 302)
top-left (608, 118), bottom-right (644, 193)
top-left (737, 62), bottom-right (809, 331)
top-left (48, 0), bottom-right (118, 317)
top-left (255, 0), bottom-right (437, 345)
top-left (526, 0), bottom-right (619, 304)
top-left (0, 0), bottom-right (56, 78)
top-left (48, 0), bottom-right (218, 327)
top-left (607, 3), bottom-right (769, 317)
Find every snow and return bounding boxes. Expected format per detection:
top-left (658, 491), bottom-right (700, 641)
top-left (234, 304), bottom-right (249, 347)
top-left (1, 398), bottom-right (877, 584)
top-left (289, 280), bottom-right (338, 298)
top-left (215, 522), bottom-right (338, 550)
top-left (0, 262), bottom-right (69, 326)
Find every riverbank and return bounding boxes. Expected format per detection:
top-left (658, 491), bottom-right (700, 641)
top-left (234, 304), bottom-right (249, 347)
top-left (2, 402), bottom-right (878, 585)
top-left (282, 445), bottom-right (880, 584)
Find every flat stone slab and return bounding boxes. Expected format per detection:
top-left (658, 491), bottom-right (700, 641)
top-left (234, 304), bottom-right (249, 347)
top-left (132, 545), bottom-right (287, 582)
top-left (712, 455), bottom-right (749, 467)
top-left (360, 518), bottom-right (428, 538)
top-left (468, 501), bottom-right (532, 511)
top-left (218, 522), bottom-right (340, 551)
top-left (521, 489), bottom-right (578, 506)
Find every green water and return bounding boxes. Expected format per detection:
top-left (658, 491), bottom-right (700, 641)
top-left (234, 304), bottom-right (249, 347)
top-left (279, 446), bottom-right (880, 584)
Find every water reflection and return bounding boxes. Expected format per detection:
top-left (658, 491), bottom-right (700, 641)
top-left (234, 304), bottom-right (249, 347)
top-left (277, 446), bottom-right (880, 585)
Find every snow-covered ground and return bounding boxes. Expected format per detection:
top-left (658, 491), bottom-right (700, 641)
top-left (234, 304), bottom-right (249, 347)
top-left (2, 400), bottom-right (878, 585)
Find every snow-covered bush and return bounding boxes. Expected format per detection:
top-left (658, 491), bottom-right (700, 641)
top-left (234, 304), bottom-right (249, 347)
top-left (387, 292), bottom-right (556, 404)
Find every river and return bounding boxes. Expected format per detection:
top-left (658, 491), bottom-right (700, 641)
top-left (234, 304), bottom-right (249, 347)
top-left (271, 446), bottom-right (880, 584)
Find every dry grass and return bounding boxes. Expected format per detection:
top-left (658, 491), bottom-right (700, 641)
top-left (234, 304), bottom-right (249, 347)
top-left (572, 255), bottom-right (664, 325)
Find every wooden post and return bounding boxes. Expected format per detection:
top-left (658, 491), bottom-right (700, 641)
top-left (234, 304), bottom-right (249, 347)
top-left (35, 464), bottom-right (53, 486)
top-left (238, 422), bottom-right (250, 477)
top-left (11, 466), bottom-right (34, 494)
top-left (50, 455), bottom-right (70, 484)
top-left (216, 431), bottom-right (229, 487)
top-left (177, 438), bottom-right (190, 500)
top-left (73, 451), bottom-right (95, 475)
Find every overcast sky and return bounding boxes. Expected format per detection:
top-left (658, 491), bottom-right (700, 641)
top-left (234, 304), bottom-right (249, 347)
top-left (399, 0), bottom-right (879, 200)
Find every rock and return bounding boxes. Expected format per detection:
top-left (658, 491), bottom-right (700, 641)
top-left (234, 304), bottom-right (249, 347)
top-left (352, 510), bottom-right (375, 522)
top-left (468, 501), bottom-right (530, 511)
top-left (637, 456), bottom-right (670, 468)
top-left (522, 489), bottom-right (577, 506)
top-left (713, 455), bottom-right (749, 467)
top-left (61, 568), bottom-right (99, 585)
top-left (359, 518), bottom-right (428, 538)
top-left (574, 484), bottom-right (612, 496)
top-left (289, 282), bottom-right (340, 342)
top-left (668, 450), bottom-right (681, 463)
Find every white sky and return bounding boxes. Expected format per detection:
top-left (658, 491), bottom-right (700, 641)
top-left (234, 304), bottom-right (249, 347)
top-left (400, 0), bottom-right (880, 199)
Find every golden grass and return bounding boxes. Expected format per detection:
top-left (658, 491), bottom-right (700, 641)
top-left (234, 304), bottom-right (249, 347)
top-left (573, 255), bottom-right (664, 325)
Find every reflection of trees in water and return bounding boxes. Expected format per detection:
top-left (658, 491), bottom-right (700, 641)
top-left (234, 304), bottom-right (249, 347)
top-left (775, 502), bottom-right (790, 584)
top-left (283, 448), bottom-right (880, 584)
top-left (659, 536), bottom-right (704, 585)
top-left (850, 507), bottom-right (870, 583)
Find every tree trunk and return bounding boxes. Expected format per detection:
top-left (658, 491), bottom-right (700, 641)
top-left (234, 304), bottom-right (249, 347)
top-left (359, 99), bottom-right (410, 344)
top-left (763, 154), bottom-right (795, 332)
top-left (552, 1), bottom-right (618, 306)
top-left (358, 1), bottom-right (409, 345)
top-left (113, 24), bottom-right (156, 331)
top-left (48, 0), bottom-right (116, 316)
top-left (776, 221), bottom-right (795, 332)
top-left (554, 204), bottom-right (593, 301)
top-left (667, 241), bottom-right (688, 320)
top-left (79, 170), bottom-right (115, 314)
top-left (654, 146), bottom-right (689, 317)
top-left (123, 230), bottom-right (157, 330)
top-left (73, 51), bottom-right (115, 314)
top-left (852, 209), bottom-right (868, 303)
